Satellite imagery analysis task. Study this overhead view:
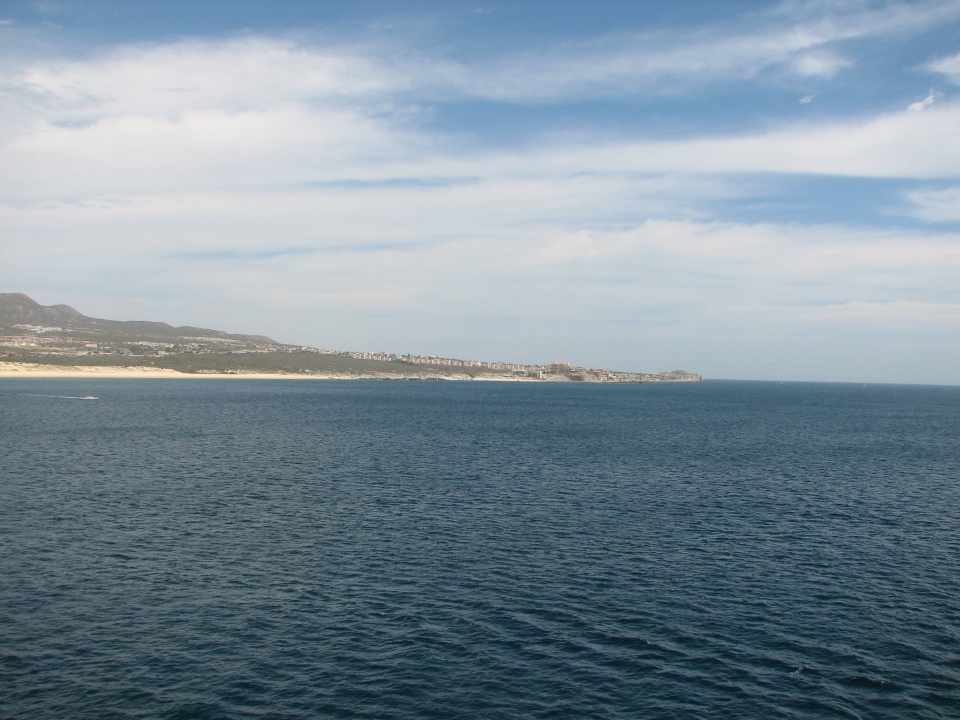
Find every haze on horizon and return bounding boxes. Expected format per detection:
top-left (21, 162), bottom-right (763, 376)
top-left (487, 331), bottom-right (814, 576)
top-left (1, 0), bottom-right (959, 385)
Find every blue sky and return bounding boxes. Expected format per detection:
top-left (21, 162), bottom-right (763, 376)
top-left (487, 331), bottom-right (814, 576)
top-left (2, 1), bottom-right (959, 383)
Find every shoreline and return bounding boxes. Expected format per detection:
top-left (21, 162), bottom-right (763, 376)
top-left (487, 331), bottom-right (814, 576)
top-left (0, 362), bottom-right (539, 381)
top-left (0, 362), bottom-right (703, 383)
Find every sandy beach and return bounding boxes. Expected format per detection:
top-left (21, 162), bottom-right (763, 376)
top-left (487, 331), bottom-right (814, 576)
top-left (0, 362), bottom-right (538, 381)
top-left (0, 363), bottom-right (316, 379)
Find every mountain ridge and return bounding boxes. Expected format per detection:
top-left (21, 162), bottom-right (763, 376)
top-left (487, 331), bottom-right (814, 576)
top-left (0, 292), bottom-right (276, 344)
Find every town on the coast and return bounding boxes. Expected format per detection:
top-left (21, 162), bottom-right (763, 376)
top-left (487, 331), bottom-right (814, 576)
top-left (0, 292), bottom-right (702, 382)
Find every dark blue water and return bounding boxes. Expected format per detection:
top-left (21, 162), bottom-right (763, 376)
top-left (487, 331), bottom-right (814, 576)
top-left (2, 379), bottom-right (959, 719)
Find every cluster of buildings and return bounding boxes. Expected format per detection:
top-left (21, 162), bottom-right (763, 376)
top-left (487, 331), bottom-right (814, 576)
top-left (348, 351), bottom-right (527, 372)
top-left (345, 353), bottom-right (700, 382)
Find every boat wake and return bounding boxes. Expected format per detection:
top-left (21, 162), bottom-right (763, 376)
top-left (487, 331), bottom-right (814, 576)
top-left (22, 394), bottom-right (99, 400)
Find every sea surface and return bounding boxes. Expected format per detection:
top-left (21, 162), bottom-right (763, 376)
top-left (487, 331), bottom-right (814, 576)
top-left (1, 379), bottom-right (958, 719)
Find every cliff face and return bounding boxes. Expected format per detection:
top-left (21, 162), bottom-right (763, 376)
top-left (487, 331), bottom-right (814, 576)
top-left (0, 292), bottom-right (276, 344)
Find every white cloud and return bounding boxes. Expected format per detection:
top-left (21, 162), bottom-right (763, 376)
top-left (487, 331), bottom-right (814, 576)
top-left (5, 192), bottom-right (956, 325)
top-left (7, 79), bottom-right (958, 211)
top-left (422, 0), bottom-right (960, 101)
top-left (906, 185), bottom-right (960, 222)
top-left (453, 100), bottom-right (960, 180)
top-left (907, 89), bottom-right (942, 111)
top-left (419, 27), bottom-right (845, 101)
top-left (791, 51), bottom-right (851, 78)
top-left (769, 0), bottom-right (960, 37)
top-left (925, 50), bottom-right (960, 85)
top-left (2, 0), bottom-right (922, 117)
top-left (0, 37), bottom-right (432, 200)
top-left (3, 11), bottom-right (959, 196)
top-left (804, 300), bottom-right (960, 324)
top-left (0, 36), bottom-right (393, 147)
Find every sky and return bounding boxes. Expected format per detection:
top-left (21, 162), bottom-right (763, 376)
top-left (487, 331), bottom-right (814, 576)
top-left (2, 0), bottom-right (959, 384)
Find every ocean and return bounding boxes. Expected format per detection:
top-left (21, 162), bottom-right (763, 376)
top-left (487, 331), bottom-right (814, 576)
top-left (1, 379), bottom-right (958, 719)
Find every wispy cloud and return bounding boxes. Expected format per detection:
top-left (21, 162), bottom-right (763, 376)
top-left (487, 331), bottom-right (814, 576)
top-left (905, 185), bottom-right (960, 222)
top-left (907, 89), bottom-right (942, 111)
top-left (790, 51), bottom-right (851, 78)
top-left (410, 0), bottom-right (960, 101)
top-left (5, 0), bottom-right (948, 123)
top-left (805, 299), bottom-right (960, 324)
top-left (170, 247), bottom-right (318, 262)
top-left (5, 63), bottom-right (959, 216)
top-left (457, 101), bottom-right (960, 180)
top-left (925, 50), bottom-right (960, 85)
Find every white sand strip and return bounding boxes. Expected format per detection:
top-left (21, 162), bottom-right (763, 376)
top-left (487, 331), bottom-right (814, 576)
top-left (0, 362), bottom-right (538, 381)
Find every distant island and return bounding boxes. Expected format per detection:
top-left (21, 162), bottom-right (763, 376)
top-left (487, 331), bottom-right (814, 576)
top-left (0, 292), bottom-right (702, 382)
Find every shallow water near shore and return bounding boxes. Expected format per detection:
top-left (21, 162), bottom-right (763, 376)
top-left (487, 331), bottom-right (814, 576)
top-left (2, 379), bottom-right (959, 719)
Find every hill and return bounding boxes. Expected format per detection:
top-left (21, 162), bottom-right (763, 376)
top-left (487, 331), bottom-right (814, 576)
top-left (0, 292), bottom-right (275, 344)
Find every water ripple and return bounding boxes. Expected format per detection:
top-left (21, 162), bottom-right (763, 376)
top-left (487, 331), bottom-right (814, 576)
top-left (2, 379), bottom-right (959, 719)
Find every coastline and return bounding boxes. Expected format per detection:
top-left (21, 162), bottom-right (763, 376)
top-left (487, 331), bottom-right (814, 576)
top-left (0, 361), bottom-right (701, 383)
top-left (0, 362), bottom-right (538, 381)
